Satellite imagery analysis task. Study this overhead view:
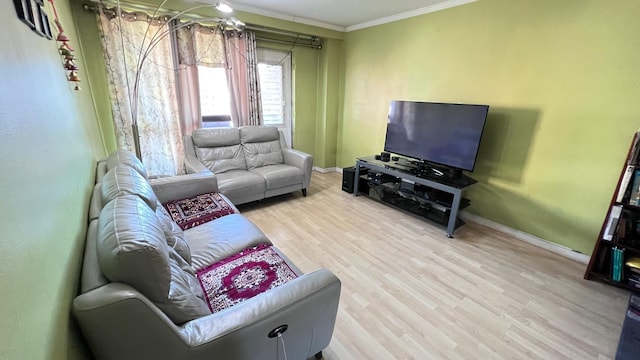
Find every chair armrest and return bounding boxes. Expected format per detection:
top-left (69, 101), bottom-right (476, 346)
top-left (282, 148), bottom-right (313, 189)
top-left (150, 172), bottom-right (219, 203)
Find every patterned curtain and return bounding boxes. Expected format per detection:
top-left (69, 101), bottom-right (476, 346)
top-left (223, 30), bottom-right (263, 127)
top-left (245, 32), bottom-right (263, 126)
top-left (96, 10), bottom-right (183, 176)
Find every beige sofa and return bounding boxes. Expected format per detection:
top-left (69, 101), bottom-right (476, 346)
top-left (73, 150), bottom-right (341, 360)
top-left (183, 126), bottom-right (313, 205)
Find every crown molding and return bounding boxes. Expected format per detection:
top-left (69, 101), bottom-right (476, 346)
top-left (346, 0), bottom-right (477, 32)
top-left (232, 4), bottom-right (347, 32)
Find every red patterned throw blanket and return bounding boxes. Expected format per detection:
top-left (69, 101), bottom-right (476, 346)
top-left (196, 244), bottom-right (298, 313)
top-left (163, 192), bottom-right (235, 230)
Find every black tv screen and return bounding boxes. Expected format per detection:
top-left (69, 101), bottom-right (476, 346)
top-left (384, 101), bottom-right (489, 172)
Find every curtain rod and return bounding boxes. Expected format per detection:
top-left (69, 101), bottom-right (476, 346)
top-left (83, 1), bottom-right (320, 42)
top-left (255, 36), bottom-right (321, 50)
top-left (244, 24), bottom-right (316, 42)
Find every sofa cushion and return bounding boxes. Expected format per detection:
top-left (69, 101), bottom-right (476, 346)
top-left (193, 128), bottom-right (241, 147)
top-left (250, 164), bottom-right (304, 190)
top-left (156, 203), bottom-right (193, 265)
top-left (102, 165), bottom-right (158, 211)
top-left (97, 195), bottom-right (210, 324)
top-left (239, 126), bottom-right (279, 143)
top-left (184, 213), bottom-right (271, 271)
top-left (195, 144), bottom-right (248, 174)
top-left (242, 141), bottom-right (284, 170)
top-left (106, 149), bottom-right (148, 179)
top-left (240, 126), bottom-right (284, 169)
top-left (215, 170), bottom-right (266, 200)
top-left (80, 220), bottom-right (109, 293)
top-left (88, 183), bottom-right (102, 221)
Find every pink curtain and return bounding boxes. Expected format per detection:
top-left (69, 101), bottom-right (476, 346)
top-left (175, 25), bottom-right (201, 136)
top-left (175, 65), bottom-right (201, 135)
top-left (223, 30), bottom-right (263, 127)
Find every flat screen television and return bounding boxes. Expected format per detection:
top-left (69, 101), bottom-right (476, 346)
top-left (384, 100), bottom-right (489, 173)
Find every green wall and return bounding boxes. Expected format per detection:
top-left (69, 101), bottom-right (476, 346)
top-left (314, 38), bottom-right (344, 169)
top-left (0, 0), bottom-right (105, 359)
top-left (73, 0), bottom-right (117, 153)
top-left (340, 0), bottom-right (640, 254)
top-left (2, 0), bottom-right (635, 356)
top-left (291, 46), bottom-right (320, 156)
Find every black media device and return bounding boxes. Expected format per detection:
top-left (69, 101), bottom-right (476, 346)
top-left (383, 100), bottom-right (489, 177)
top-left (342, 167), bottom-right (356, 193)
top-left (380, 151), bottom-right (390, 162)
top-left (342, 166), bottom-right (369, 193)
top-left (368, 172), bottom-right (395, 185)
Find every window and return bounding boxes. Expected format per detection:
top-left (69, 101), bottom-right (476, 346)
top-left (258, 63), bottom-right (284, 126)
top-left (257, 49), bottom-right (292, 146)
top-left (197, 65), bottom-right (232, 128)
top-left (195, 50), bottom-right (292, 137)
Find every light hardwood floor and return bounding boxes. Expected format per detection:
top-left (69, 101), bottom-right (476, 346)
top-left (238, 172), bottom-right (630, 360)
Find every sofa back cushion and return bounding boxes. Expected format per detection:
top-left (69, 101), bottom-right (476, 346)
top-left (102, 165), bottom-right (158, 211)
top-left (97, 195), bottom-right (210, 324)
top-left (192, 128), bottom-right (247, 173)
top-left (106, 149), bottom-right (148, 179)
top-left (156, 203), bottom-right (192, 265)
top-left (240, 126), bottom-right (284, 169)
top-left (80, 219), bottom-right (109, 293)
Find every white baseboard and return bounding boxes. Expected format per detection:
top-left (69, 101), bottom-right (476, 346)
top-left (318, 168), bottom-right (589, 264)
top-left (460, 211), bottom-right (590, 264)
top-left (314, 167), bottom-right (338, 173)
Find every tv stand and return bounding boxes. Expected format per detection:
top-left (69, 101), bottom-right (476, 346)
top-left (354, 156), bottom-right (477, 237)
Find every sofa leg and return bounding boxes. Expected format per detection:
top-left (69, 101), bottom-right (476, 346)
top-left (314, 351), bottom-right (323, 359)
top-left (302, 189), bottom-right (307, 197)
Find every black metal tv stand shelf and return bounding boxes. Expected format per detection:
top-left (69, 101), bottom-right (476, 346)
top-left (354, 156), bottom-right (477, 238)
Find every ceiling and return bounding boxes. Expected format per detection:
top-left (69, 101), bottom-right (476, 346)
top-left (226, 0), bottom-right (476, 32)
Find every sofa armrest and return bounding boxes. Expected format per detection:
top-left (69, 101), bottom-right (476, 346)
top-left (282, 148), bottom-right (313, 189)
top-left (183, 268), bottom-right (339, 345)
top-left (74, 270), bottom-right (341, 360)
top-left (184, 135), bottom-right (210, 174)
top-left (150, 172), bottom-right (219, 203)
top-left (184, 155), bottom-right (210, 174)
top-left (73, 283), bottom-right (192, 359)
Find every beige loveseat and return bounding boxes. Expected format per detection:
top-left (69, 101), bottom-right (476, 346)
top-left (183, 126), bottom-right (313, 205)
top-left (73, 150), bottom-right (341, 360)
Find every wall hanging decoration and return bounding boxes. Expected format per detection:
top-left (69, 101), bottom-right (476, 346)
top-left (47, 0), bottom-right (82, 90)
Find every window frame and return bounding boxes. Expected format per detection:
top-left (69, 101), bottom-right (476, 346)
top-left (257, 48), bottom-right (292, 147)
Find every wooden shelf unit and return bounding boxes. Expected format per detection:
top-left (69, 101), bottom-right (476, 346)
top-left (585, 131), bottom-right (640, 292)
